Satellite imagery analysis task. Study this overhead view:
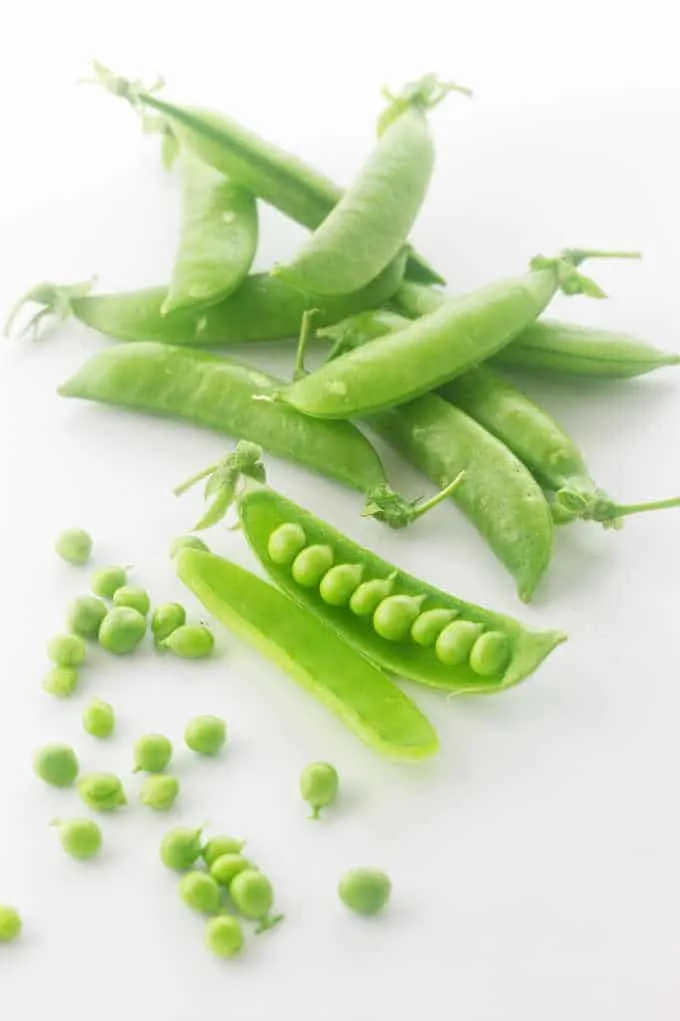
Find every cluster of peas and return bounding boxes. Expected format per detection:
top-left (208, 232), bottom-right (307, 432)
top-left (268, 523), bottom-right (512, 677)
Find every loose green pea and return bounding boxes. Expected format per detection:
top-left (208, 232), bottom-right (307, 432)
top-left (299, 761), bottom-right (339, 819)
top-left (435, 620), bottom-right (484, 666)
top-left (82, 699), bottom-right (115, 739)
top-left (133, 734), bottom-right (173, 773)
top-left (349, 574), bottom-right (396, 617)
top-left (319, 564), bottom-right (364, 607)
top-left (170, 535), bottom-right (209, 559)
top-left (78, 773), bottom-right (127, 812)
top-left (66, 595), bottom-right (107, 640)
top-left (47, 633), bottom-right (86, 668)
top-left (34, 743), bottom-right (79, 787)
top-left (411, 608), bottom-right (457, 647)
top-left (112, 586), bottom-right (151, 616)
top-left (373, 595), bottom-right (426, 642)
top-left (91, 565), bottom-right (128, 599)
top-left (151, 602), bottom-right (186, 644)
top-left (202, 836), bottom-right (246, 868)
top-left (230, 870), bottom-right (281, 932)
top-left (0, 906), bottom-right (22, 943)
top-left (43, 667), bottom-right (79, 698)
top-left (99, 607), bottom-right (147, 655)
top-left (210, 853), bottom-right (252, 887)
top-left (338, 867), bottom-right (391, 916)
top-left (53, 817), bottom-right (102, 860)
top-left (140, 774), bottom-right (180, 811)
top-left (162, 624), bottom-right (214, 659)
top-left (185, 715), bottom-right (226, 756)
top-left (178, 871), bottom-right (222, 915)
top-left (160, 827), bottom-right (203, 871)
top-left (205, 915), bottom-right (243, 959)
top-left (267, 523), bottom-right (307, 566)
top-left (55, 528), bottom-right (92, 566)
top-left (291, 545), bottom-right (334, 587)
top-left (468, 630), bottom-right (511, 677)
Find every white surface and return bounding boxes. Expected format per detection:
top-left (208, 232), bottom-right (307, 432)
top-left (1, 2), bottom-right (680, 1018)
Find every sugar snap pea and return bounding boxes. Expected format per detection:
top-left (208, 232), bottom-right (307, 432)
top-left (175, 550), bottom-right (439, 760)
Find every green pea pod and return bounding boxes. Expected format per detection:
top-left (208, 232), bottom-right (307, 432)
top-left (175, 550), bottom-right (439, 761)
top-left (237, 484), bottom-right (566, 693)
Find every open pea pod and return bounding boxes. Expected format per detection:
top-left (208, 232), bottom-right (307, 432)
top-left (238, 485), bottom-right (567, 694)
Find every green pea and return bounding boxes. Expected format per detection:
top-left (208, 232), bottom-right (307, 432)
top-left (435, 620), bottom-right (484, 666)
top-left (230, 870), bottom-right (281, 932)
top-left (112, 586), bottom-right (151, 616)
top-left (82, 699), bottom-right (115, 739)
top-left (162, 624), bottom-right (214, 659)
top-left (99, 607), bottom-right (147, 655)
top-left (66, 595), bottom-right (107, 640)
top-left (299, 761), bottom-right (339, 819)
top-left (291, 545), bottom-right (334, 587)
top-left (151, 602), bottom-right (186, 644)
top-left (267, 523), bottom-right (307, 565)
top-left (34, 743), bottom-right (79, 787)
top-left (78, 773), bottom-right (127, 812)
top-left (210, 853), bottom-right (252, 887)
top-left (178, 871), bottom-right (222, 915)
top-left (140, 774), bottom-right (180, 811)
top-left (319, 564), bottom-right (364, 607)
top-left (373, 594), bottom-right (426, 642)
top-left (202, 836), bottom-right (246, 868)
top-left (55, 528), bottom-right (92, 566)
top-left (160, 826), bottom-right (203, 871)
top-left (468, 631), bottom-right (511, 677)
top-left (169, 535), bottom-right (209, 559)
top-left (411, 608), bottom-right (457, 647)
top-left (53, 818), bottom-right (102, 860)
top-left (0, 906), bottom-right (22, 943)
top-left (348, 574), bottom-right (396, 617)
top-left (338, 867), bottom-right (391, 916)
top-left (91, 565), bottom-right (128, 600)
top-left (47, 633), bottom-right (86, 668)
top-left (185, 715), bottom-right (226, 756)
top-left (43, 667), bottom-right (79, 698)
top-left (205, 915), bottom-right (243, 959)
top-left (133, 734), bottom-right (173, 773)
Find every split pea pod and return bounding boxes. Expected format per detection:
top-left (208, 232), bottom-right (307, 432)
top-left (176, 550), bottom-right (439, 761)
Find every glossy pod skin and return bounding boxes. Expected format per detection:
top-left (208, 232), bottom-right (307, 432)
top-left (176, 550), bottom-right (438, 761)
top-left (238, 485), bottom-right (566, 693)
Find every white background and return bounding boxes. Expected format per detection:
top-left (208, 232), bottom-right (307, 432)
top-left (1, 2), bottom-right (679, 1018)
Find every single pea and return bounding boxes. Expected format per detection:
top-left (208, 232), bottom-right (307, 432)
top-left (319, 564), bottom-right (364, 607)
top-left (47, 633), bottom-right (86, 668)
top-left (79, 773), bottom-right (127, 812)
top-left (112, 586), bottom-right (151, 616)
top-left (151, 602), bottom-right (186, 644)
top-left (202, 836), bottom-right (246, 868)
top-left (66, 595), bottom-right (108, 640)
top-left (349, 574), bottom-right (396, 617)
top-left (291, 544), bottom-right (334, 587)
top-left (468, 631), bottom-right (511, 677)
top-left (435, 620), bottom-right (484, 666)
top-left (160, 827), bottom-right (203, 871)
top-left (205, 915), bottom-right (244, 959)
top-left (99, 607), bottom-right (147, 655)
top-left (91, 565), bottom-right (127, 600)
top-left (169, 535), bottom-right (209, 559)
top-left (0, 906), bottom-right (22, 943)
top-left (82, 699), bottom-right (115, 739)
top-left (178, 871), bottom-right (222, 915)
top-left (411, 608), bottom-right (457, 647)
top-left (34, 743), bottom-right (79, 787)
top-left (162, 624), bottom-right (214, 659)
top-left (43, 667), bottom-right (79, 698)
top-left (299, 762), bottom-right (339, 819)
top-left (184, 715), bottom-right (226, 756)
top-left (210, 854), bottom-right (252, 887)
top-left (338, 867), bottom-right (391, 916)
top-left (140, 774), bottom-right (180, 811)
top-left (53, 817), bottom-right (102, 860)
top-left (55, 528), bottom-right (92, 566)
top-left (267, 523), bottom-right (307, 566)
top-left (133, 734), bottom-right (173, 773)
top-left (373, 594), bottom-right (426, 642)
top-left (230, 870), bottom-right (281, 932)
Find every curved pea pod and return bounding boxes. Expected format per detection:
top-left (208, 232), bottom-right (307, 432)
top-left (175, 550), bottom-right (438, 761)
top-left (238, 485), bottom-right (566, 694)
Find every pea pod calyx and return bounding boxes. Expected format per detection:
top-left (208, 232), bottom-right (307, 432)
top-left (378, 74), bottom-right (473, 135)
top-left (4, 279), bottom-right (96, 340)
top-left (529, 248), bottom-right (641, 300)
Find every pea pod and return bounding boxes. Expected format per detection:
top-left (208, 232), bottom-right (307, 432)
top-left (175, 550), bottom-right (438, 761)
